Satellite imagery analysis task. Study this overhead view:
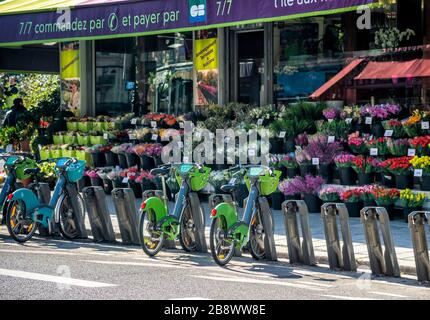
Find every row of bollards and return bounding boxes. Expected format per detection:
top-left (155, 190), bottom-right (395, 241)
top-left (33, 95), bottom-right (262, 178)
top-left (282, 200), bottom-right (430, 283)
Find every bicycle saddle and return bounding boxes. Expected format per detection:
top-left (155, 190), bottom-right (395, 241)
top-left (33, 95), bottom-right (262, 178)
top-left (221, 184), bottom-right (239, 194)
top-left (23, 168), bottom-right (41, 176)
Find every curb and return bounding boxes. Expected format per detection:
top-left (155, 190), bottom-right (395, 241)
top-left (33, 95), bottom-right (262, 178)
top-left (91, 229), bottom-right (418, 277)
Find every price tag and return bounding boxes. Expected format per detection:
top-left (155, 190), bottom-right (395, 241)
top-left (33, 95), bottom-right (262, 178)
top-left (384, 130), bottom-right (394, 137)
top-left (345, 118), bottom-right (353, 124)
top-left (5, 144), bottom-right (13, 153)
top-left (178, 141), bottom-right (184, 148)
top-left (128, 134), bottom-right (136, 140)
top-left (279, 131), bottom-right (286, 139)
top-left (131, 118), bottom-right (137, 125)
top-left (327, 136), bottom-right (335, 144)
top-left (414, 169), bottom-right (423, 177)
top-left (384, 175), bottom-right (393, 181)
top-left (179, 122), bottom-right (185, 129)
top-left (229, 178), bottom-right (237, 185)
top-left (370, 148), bottom-right (379, 156)
top-left (312, 158), bottom-right (320, 165)
top-left (151, 134), bottom-right (158, 141)
top-left (328, 119), bottom-right (334, 123)
top-left (257, 119), bottom-right (264, 126)
top-left (151, 121), bottom-right (157, 128)
top-left (183, 156), bottom-right (190, 163)
top-left (365, 117), bottom-right (373, 125)
top-left (408, 149), bottom-right (416, 157)
top-left (122, 177), bottom-right (129, 184)
top-left (248, 149), bottom-right (256, 157)
top-left (422, 121), bottom-right (430, 130)
top-left (103, 133), bottom-right (109, 140)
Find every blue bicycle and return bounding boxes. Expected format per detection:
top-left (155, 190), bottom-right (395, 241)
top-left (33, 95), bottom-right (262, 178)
top-left (6, 157), bottom-right (86, 243)
top-left (0, 153), bottom-right (37, 224)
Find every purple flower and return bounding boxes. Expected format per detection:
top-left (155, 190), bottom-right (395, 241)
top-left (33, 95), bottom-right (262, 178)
top-left (301, 134), bottom-right (342, 164)
top-left (304, 175), bottom-right (325, 194)
top-left (279, 177), bottom-right (307, 196)
top-left (323, 107), bottom-right (341, 120)
top-left (295, 133), bottom-right (308, 147)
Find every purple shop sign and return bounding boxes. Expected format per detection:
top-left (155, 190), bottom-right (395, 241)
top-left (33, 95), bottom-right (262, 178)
top-left (0, 0), bottom-right (376, 44)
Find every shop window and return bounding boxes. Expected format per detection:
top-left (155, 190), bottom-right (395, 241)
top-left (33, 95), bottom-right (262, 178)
top-left (137, 32), bottom-right (193, 115)
top-left (95, 38), bottom-right (136, 116)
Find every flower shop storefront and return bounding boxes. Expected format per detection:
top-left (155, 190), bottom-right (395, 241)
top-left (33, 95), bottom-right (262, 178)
top-left (2, 0), bottom-right (430, 223)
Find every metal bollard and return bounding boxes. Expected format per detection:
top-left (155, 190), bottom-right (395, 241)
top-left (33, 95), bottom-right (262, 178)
top-left (282, 200), bottom-right (315, 266)
top-left (112, 188), bottom-right (140, 245)
top-left (360, 207), bottom-right (400, 277)
top-left (321, 203), bottom-right (357, 271)
top-left (65, 183), bottom-right (88, 239)
top-left (82, 186), bottom-right (116, 243)
top-left (408, 211), bottom-right (430, 283)
top-left (209, 194), bottom-right (241, 257)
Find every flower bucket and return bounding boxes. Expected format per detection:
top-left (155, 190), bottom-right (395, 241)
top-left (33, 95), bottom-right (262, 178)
top-left (78, 122), bottom-right (92, 132)
top-left (105, 151), bottom-right (117, 166)
top-left (90, 152), bottom-right (105, 168)
top-left (77, 135), bottom-right (90, 146)
top-left (90, 177), bottom-right (103, 187)
top-left (67, 122), bottom-right (78, 131)
top-left (90, 135), bottom-right (106, 145)
top-left (139, 155), bottom-right (155, 170)
top-left (345, 201), bottom-right (363, 218)
top-left (395, 174), bottom-right (413, 189)
top-left (303, 194), bottom-right (322, 213)
top-left (287, 168), bottom-right (298, 178)
top-left (105, 122), bottom-right (115, 130)
top-left (39, 149), bottom-right (51, 160)
top-left (50, 149), bottom-right (62, 159)
top-left (299, 164), bottom-right (316, 177)
top-left (270, 192), bottom-right (285, 210)
top-left (117, 153), bottom-right (128, 169)
top-left (403, 207), bottom-right (421, 223)
top-left (53, 135), bottom-right (64, 145)
top-left (420, 176), bottom-right (430, 191)
top-left (140, 180), bottom-right (153, 193)
top-left (92, 122), bottom-right (105, 131)
top-left (358, 173), bottom-right (374, 186)
top-left (62, 149), bottom-right (76, 158)
top-left (128, 180), bottom-right (142, 198)
top-left (318, 163), bottom-right (334, 183)
top-left (339, 167), bottom-right (356, 186)
top-left (64, 135), bottom-right (77, 144)
top-left (102, 179), bottom-right (113, 194)
top-left (75, 150), bottom-right (91, 164)
top-left (125, 153), bottom-right (139, 168)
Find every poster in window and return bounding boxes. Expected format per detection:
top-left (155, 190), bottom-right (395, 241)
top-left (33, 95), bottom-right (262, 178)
top-left (194, 29), bottom-right (218, 105)
top-left (60, 42), bottom-right (80, 116)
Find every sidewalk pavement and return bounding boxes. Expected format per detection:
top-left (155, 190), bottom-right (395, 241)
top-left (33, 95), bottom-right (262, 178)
top-left (86, 195), bottom-right (427, 276)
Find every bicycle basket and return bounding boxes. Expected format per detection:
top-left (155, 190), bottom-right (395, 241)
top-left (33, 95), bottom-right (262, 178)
top-left (245, 169), bottom-right (281, 196)
top-left (15, 158), bottom-right (37, 180)
top-left (66, 160), bottom-right (86, 182)
top-left (176, 165), bottom-right (211, 192)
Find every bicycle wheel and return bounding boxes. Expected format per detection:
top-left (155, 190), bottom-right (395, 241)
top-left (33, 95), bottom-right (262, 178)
top-left (57, 194), bottom-right (84, 239)
top-left (6, 200), bottom-right (37, 243)
top-left (139, 210), bottom-right (164, 257)
top-left (249, 210), bottom-right (266, 261)
top-left (178, 204), bottom-right (197, 252)
top-left (209, 217), bottom-right (234, 266)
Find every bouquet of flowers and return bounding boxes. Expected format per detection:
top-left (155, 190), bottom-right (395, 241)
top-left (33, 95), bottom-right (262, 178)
top-left (278, 178), bottom-right (306, 196)
top-left (334, 153), bottom-right (356, 168)
top-left (351, 156), bottom-right (379, 174)
top-left (136, 170), bottom-right (156, 183)
top-left (379, 156), bottom-right (412, 176)
top-left (382, 119), bottom-right (405, 138)
top-left (399, 189), bottom-right (426, 208)
top-left (134, 143), bottom-right (163, 157)
top-left (301, 134), bottom-right (342, 164)
top-left (279, 155), bottom-right (299, 169)
top-left (295, 133), bottom-right (309, 147)
top-left (402, 110), bottom-right (426, 137)
top-left (371, 187), bottom-right (400, 206)
top-left (409, 135), bottom-right (430, 155)
top-left (359, 185), bottom-right (378, 202)
top-left (409, 156), bottom-right (430, 176)
top-left (348, 132), bottom-right (369, 154)
top-left (319, 185), bottom-right (344, 202)
top-left (340, 105), bottom-right (361, 122)
top-left (366, 137), bottom-right (389, 156)
top-left (340, 189), bottom-right (363, 203)
top-left (361, 104), bottom-right (400, 121)
top-left (323, 107), bottom-right (341, 121)
top-left (295, 147), bottom-right (311, 165)
top-left (387, 138), bottom-right (409, 156)
top-left (111, 143), bottom-right (133, 154)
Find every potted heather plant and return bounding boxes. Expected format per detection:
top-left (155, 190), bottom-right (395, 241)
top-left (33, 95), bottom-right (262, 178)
top-left (340, 188), bottom-right (363, 217)
top-left (295, 147), bottom-right (316, 176)
top-left (334, 153), bottom-right (356, 186)
top-left (351, 156), bottom-right (379, 185)
top-left (400, 189), bottom-right (426, 222)
top-left (278, 178), bottom-right (304, 201)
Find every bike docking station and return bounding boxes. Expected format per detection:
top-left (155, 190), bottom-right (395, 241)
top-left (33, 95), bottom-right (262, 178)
top-left (408, 211), bottom-right (430, 283)
top-left (82, 186), bottom-right (116, 243)
top-left (112, 188), bottom-right (141, 245)
top-left (321, 203), bottom-right (357, 272)
top-left (360, 207), bottom-right (400, 277)
top-left (172, 191), bottom-right (207, 253)
top-left (66, 184), bottom-right (88, 239)
top-left (281, 200), bottom-right (316, 266)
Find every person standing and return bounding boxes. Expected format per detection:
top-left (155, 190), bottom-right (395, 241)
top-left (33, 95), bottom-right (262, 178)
top-left (3, 98), bottom-right (27, 127)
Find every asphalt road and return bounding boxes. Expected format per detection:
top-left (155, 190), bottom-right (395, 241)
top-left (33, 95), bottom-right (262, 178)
top-left (0, 229), bottom-right (429, 301)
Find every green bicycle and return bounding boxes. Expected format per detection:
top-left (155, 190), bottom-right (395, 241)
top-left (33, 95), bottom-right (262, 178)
top-left (209, 165), bottom-right (280, 266)
top-left (139, 163), bottom-right (211, 257)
